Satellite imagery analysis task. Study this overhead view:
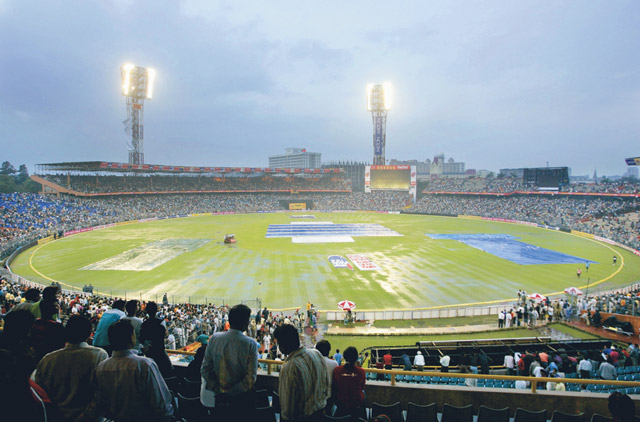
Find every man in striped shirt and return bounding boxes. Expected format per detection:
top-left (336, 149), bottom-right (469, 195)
top-left (275, 324), bottom-right (329, 422)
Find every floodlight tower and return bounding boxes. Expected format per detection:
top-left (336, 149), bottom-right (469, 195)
top-left (367, 83), bottom-right (391, 165)
top-left (121, 63), bottom-right (155, 164)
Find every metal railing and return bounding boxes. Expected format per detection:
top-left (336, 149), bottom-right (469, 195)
top-left (163, 348), bottom-right (640, 395)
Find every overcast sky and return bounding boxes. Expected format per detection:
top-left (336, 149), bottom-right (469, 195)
top-left (1, 0), bottom-right (639, 176)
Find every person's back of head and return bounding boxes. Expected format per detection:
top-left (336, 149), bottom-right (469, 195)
top-left (66, 315), bottom-right (92, 344)
top-left (2, 310), bottom-right (35, 342)
top-left (42, 285), bottom-right (60, 301)
top-left (343, 347), bottom-right (358, 366)
top-left (274, 323), bottom-right (300, 355)
top-left (112, 300), bottom-right (126, 312)
top-left (146, 302), bottom-right (158, 318)
top-left (125, 300), bottom-right (138, 317)
top-left (23, 288), bottom-right (41, 303)
top-left (315, 339), bottom-right (331, 357)
top-left (608, 392), bottom-right (635, 421)
top-left (108, 320), bottom-right (134, 351)
top-left (228, 304), bottom-right (251, 331)
top-left (40, 299), bottom-right (59, 321)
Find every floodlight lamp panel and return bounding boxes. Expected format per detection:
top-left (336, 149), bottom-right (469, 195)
top-left (122, 63), bottom-right (135, 96)
top-left (366, 83), bottom-right (374, 111)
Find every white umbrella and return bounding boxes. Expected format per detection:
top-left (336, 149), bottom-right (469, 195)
top-left (338, 300), bottom-right (356, 311)
top-left (564, 287), bottom-right (584, 296)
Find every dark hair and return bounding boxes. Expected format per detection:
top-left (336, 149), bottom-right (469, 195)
top-left (229, 304), bottom-right (251, 330)
top-left (112, 300), bottom-right (126, 311)
top-left (108, 320), bottom-right (134, 351)
top-left (2, 310), bottom-right (35, 340)
top-left (23, 289), bottom-right (41, 302)
top-left (125, 300), bottom-right (138, 316)
top-left (343, 347), bottom-right (358, 365)
top-left (42, 285), bottom-right (60, 300)
top-left (66, 315), bottom-right (92, 343)
top-left (608, 392), bottom-right (634, 421)
top-left (274, 324), bottom-right (300, 352)
top-left (146, 302), bottom-right (158, 317)
top-left (315, 340), bottom-right (331, 357)
top-left (40, 299), bottom-right (59, 320)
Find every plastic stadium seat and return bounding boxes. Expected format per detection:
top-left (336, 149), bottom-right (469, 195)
top-left (324, 415), bottom-right (351, 421)
top-left (395, 374), bottom-right (405, 382)
top-left (589, 415), bottom-right (613, 422)
top-left (270, 391), bottom-right (280, 413)
top-left (406, 402), bottom-right (438, 422)
top-left (254, 389), bottom-right (270, 408)
top-left (177, 392), bottom-right (209, 422)
top-left (371, 402), bottom-right (403, 422)
top-left (514, 408), bottom-right (547, 422)
top-left (477, 405), bottom-right (510, 422)
top-left (163, 376), bottom-right (181, 394)
top-left (180, 377), bottom-right (202, 398)
top-left (255, 406), bottom-right (276, 422)
top-left (441, 403), bottom-right (474, 422)
top-left (551, 410), bottom-right (585, 422)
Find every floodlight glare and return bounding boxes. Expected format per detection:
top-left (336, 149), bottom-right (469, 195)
top-left (122, 63), bottom-right (134, 96)
top-left (383, 82), bottom-right (391, 110)
top-left (120, 63), bottom-right (155, 165)
top-left (366, 82), bottom-right (391, 165)
top-left (146, 68), bottom-right (155, 99)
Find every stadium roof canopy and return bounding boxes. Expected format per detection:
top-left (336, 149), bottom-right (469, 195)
top-left (35, 161), bottom-right (343, 175)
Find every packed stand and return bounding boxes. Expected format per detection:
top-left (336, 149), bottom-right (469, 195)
top-left (42, 173), bottom-right (352, 194)
top-left (410, 194), bottom-right (640, 249)
top-left (421, 176), bottom-right (526, 193)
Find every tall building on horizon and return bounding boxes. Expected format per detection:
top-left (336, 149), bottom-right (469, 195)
top-left (268, 148), bottom-right (322, 169)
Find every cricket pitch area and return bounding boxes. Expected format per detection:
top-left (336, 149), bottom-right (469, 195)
top-left (9, 212), bottom-right (640, 310)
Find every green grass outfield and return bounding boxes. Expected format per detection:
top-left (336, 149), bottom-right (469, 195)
top-left (9, 212), bottom-right (640, 310)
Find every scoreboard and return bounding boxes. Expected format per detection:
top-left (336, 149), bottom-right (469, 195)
top-left (365, 165), bottom-right (417, 195)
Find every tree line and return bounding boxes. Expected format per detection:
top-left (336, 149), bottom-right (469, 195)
top-left (0, 161), bottom-right (40, 193)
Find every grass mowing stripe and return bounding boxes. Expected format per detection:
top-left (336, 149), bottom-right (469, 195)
top-left (10, 212), bottom-right (639, 310)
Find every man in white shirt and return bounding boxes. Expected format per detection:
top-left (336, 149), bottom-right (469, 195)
top-left (578, 354), bottom-right (593, 379)
top-left (503, 354), bottom-right (515, 375)
top-left (275, 324), bottom-right (329, 422)
top-left (440, 354), bottom-right (450, 372)
top-left (414, 351), bottom-right (425, 371)
top-left (315, 340), bottom-right (339, 415)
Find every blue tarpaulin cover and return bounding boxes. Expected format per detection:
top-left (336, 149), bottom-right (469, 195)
top-left (426, 233), bottom-right (598, 266)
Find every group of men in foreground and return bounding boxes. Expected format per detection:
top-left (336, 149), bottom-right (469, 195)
top-left (21, 303), bottom-right (364, 422)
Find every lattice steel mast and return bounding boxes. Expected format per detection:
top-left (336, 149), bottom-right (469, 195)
top-left (367, 83), bottom-right (391, 165)
top-left (121, 64), bottom-right (155, 164)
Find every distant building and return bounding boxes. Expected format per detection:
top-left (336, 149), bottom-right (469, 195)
top-left (625, 167), bottom-right (639, 179)
top-left (499, 168), bottom-right (525, 178)
top-left (323, 161), bottom-right (367, 192)
top-left (269, 148), bottom-right (322, 169)
top-left (389, 159), bottom-right (430, 175)
top-left (430, 154), bottom-right (465, 176)
top-left (390, 154), bottom-right (465, 176)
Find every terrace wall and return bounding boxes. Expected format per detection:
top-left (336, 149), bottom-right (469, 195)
top-left (253, 373), bottom-right (619, 419)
